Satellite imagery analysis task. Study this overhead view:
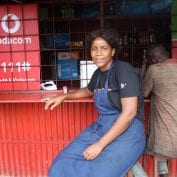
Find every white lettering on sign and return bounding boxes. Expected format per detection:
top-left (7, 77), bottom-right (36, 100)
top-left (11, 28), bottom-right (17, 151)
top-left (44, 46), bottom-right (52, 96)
top-left (1, 61), bottom-right (31, 73)
top-left (0, 77), bottom-right (36, 83)
top-left (0, 36), bottom-right (32, 44)
top-left (1, 14), bottom-right (20, 34)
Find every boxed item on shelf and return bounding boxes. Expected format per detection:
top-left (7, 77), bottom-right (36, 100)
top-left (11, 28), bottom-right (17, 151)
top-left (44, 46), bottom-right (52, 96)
top-left (47, 33), bottom-right (70, 48)
top-left (55, 34), bottom-right (70, 47)
top-left (57, 51), bottom-right (80, 60)
top-left (80, 60), bottom-right (97, 88)
top-left (57, 59), bottom-right (79, 80)
top-left (70, 41), bottom-right (83, 47)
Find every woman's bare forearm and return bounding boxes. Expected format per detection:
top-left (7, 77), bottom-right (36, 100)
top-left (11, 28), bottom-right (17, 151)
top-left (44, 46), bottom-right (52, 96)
top-left (97, 97), bottom-right (138, 148)
top-left (63, 87), bottom-right (92, 100)
top-left (45, 87), bottom-right (92, 110)
top-left (97, 111), bottom-right (135, 148)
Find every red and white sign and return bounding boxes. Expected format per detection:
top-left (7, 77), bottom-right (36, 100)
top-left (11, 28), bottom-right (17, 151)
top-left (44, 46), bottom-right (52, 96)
top-left (0, 4), bottom-right (40, 91)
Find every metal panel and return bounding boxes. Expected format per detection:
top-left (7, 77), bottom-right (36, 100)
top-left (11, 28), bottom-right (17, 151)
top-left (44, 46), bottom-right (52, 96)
top-left (0, 101), bottom-right (177, 177)
top-left (0, 102), bottom-right (97, 177)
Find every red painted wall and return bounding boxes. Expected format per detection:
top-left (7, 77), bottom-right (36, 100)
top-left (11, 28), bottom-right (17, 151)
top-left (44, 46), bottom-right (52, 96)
top-left (0, 101), bottom-right (97, 177)
top-left (0, 101), bottom-right (177, 177)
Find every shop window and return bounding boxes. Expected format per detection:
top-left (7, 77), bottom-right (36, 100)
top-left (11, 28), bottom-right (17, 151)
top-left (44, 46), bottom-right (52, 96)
top-left (0, 0), bottom-right (171, 91)
top-left (39, 1), bottom-right (100, 91)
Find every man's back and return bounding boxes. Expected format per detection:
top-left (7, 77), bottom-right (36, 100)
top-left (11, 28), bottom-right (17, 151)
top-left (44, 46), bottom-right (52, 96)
top-left (151, 59), bottom-right (177, 100)
top-left (143, 58), bottom-right (177, 158)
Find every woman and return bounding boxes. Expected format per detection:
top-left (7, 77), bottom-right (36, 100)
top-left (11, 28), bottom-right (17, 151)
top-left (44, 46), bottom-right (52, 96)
top-left (45, 28), bottom-right (145, 177)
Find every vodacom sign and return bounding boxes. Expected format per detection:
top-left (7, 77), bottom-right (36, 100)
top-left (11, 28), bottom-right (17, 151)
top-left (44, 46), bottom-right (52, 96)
top-left (1, 14), bottom-right (20, 34)
top-left (0, 12), bottom-right (32, 45)
top-left (0, 4), bottom-right (40, 91)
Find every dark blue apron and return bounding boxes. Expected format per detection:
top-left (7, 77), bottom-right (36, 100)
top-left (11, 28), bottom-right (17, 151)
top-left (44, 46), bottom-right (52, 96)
top-left (48, 65), bottom-right (145, 177)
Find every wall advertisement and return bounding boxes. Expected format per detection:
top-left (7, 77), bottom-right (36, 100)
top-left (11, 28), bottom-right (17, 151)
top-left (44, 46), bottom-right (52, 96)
top-left (0, 4), bottom-right (40, 91)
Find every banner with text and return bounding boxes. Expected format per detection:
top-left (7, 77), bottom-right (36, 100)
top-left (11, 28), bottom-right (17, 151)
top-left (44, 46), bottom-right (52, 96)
top-left (0, 4), bottom-right (40, 91)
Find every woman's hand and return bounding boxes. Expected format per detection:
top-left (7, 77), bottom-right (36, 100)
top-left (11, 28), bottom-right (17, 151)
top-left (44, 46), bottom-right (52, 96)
top-left (44, 88), bottom-right (92, 111)
top-left (82, 142), bottom-right (104, 160)
top-left (44, 95), bottom-right (65, 110)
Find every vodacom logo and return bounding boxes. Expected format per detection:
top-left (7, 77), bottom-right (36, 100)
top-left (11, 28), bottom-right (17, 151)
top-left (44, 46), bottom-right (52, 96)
top-left (1, 14), bottom-right (20, 34)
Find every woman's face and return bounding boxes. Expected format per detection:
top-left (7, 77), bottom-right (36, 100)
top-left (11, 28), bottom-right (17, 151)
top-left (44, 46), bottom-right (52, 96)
top-left (90, 37), bottom-right (116, 71)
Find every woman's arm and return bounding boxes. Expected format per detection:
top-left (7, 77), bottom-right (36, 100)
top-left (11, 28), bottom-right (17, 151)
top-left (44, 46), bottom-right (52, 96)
top-left (98, 96), bottom-right (137, 147)
top-left (44, 87), bottom-right (92, 110)
top-left (83, 96), bottom-right (138, 160)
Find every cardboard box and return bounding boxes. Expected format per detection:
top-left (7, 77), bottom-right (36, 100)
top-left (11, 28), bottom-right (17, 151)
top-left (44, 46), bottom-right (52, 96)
top-left (80, 60), bottom-right (97, 88)
top-left (57, 59), bottom-right (79, 80)
top-left (57, 51), bottom-right (80, 60)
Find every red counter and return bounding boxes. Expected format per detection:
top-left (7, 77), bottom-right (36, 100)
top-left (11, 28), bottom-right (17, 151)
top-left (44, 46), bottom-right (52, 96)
top-left (0, 91), bottom-right (176, 177)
